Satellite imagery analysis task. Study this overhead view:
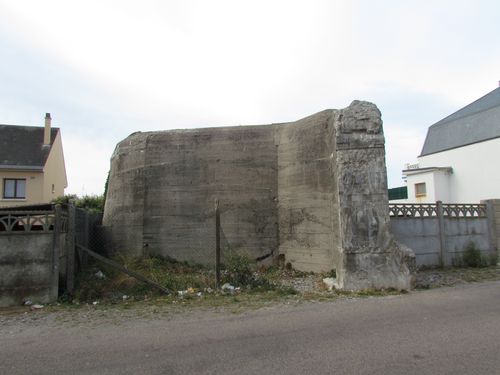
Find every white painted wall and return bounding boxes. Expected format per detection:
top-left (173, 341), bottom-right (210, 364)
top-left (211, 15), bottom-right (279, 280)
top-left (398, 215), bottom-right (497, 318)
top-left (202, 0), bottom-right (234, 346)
top-left (406, 171), bottom-right (436, 203)
top-left (432, 169), bottom-right (452, 202)
top-left (417, 137), bottom-right (500, 203)
top-left (403, 169), bottom-right (452, 203)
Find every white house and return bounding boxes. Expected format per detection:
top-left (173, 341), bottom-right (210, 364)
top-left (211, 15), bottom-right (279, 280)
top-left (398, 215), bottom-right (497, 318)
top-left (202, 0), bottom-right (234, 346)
top-left (400, 85), bottom-right (500, 203)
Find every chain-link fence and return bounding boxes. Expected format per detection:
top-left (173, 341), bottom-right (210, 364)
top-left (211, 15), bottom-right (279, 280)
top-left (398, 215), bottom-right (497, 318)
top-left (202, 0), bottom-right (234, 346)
top-left (70, 202), bottom-right (253, 278)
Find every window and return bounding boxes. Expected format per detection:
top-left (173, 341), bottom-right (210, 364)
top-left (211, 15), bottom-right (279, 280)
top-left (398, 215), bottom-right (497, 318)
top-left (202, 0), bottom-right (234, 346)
top-left (415, 182), bottom-right (426, 197)
top-left (3, 179), bottom-right (26, 199)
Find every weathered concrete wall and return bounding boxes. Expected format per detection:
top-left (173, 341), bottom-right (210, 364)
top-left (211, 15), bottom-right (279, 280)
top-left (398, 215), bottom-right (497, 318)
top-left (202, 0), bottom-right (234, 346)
top-left (277, 110), bottom-right (338, 272)
top-left (104, 101), bottom-right (415, 290)
top-left (0, 233), bottom-right (58, 307)
top-left (390, 217), bottom-right (491, 266)
top-left (390, 218), bottom-right (441, 266)
top-left (104, 133), bottom-right (148, 255)
top-left (105, 126), bottom-right (279, 264)
top-left (445, 218), bottom-right (491, 264)
top-left (490, 199), bottom-right (500, 259)
top-left (104, 112), bottom-right (339, 270)
top-left (333, 102), bottom-right (414, 290)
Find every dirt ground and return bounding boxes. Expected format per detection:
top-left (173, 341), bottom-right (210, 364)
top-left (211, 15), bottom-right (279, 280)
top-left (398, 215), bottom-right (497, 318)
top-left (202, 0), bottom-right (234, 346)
top-left (1, 265), bottom-right (499, 331)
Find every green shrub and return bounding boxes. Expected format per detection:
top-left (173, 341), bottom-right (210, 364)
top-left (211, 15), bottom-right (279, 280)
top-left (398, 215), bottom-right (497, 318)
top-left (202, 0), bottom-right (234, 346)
top-left (223, 253), bottom-right (255, 286)
top-left (52, 194), bottom-right (105, 213)
top-left (72, 255), bottom-right (215, 302)
top-left (490, 251), bottom-right (499, 266)
top-left (327, 269), bottom-right (337, 278)
top-left (462, 242), bottom-right (488, 268)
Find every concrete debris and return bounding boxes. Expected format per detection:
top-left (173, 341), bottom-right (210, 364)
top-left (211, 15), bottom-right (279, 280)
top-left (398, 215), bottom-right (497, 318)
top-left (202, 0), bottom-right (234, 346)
top-left (322, 277), bottom-right (336, 291)
top-left (30, 304), bottom-right (44, 310)
top-left (178, 288), bottom-right (202, 297)
top-left (95, 270), bottom-right (106, 279)
top-left (221, 283), bottom-right (235, 292)
top-left (221, 283), bottom-right (241, 295)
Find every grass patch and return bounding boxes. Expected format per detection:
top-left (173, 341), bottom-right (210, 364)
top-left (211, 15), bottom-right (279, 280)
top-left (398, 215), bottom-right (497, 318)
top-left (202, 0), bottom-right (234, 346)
top-left (72, 254), bottom-right (300, 306)
top-left (73, 255), bottom-right (216, 303)
top-left (462, 242), bottom-right (490, 268)
top-left (61, 253), bottom-right (500, 315)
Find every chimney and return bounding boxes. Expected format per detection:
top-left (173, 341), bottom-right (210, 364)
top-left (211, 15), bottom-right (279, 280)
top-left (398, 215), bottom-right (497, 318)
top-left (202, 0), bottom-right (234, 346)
top-left (44, 113), bottom-right (51, 146)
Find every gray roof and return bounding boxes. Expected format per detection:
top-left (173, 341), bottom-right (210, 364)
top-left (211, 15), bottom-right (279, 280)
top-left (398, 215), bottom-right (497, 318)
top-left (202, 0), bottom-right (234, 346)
top-left (0, 125), bottom-right (59, 169)
top-left (420, 87), bottom-right (500, 156)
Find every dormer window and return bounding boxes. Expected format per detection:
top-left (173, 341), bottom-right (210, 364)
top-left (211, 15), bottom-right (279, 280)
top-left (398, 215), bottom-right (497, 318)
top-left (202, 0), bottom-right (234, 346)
top-left (3, 178), bottom-right (26, 199)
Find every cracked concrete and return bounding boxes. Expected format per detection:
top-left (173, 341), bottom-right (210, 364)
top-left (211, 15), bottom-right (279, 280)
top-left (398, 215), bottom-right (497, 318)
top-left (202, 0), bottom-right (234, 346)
top-left (103, 101), bottom-right (415, 290)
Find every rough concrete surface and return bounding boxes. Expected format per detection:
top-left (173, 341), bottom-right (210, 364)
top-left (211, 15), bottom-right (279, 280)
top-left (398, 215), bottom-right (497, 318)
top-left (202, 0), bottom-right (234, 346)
top-left (391, 215), bottom-right (491, 267)
top-left (0, 233), bottom-right (58, 307)
top-left (103, 101), bottom-right (414, 290)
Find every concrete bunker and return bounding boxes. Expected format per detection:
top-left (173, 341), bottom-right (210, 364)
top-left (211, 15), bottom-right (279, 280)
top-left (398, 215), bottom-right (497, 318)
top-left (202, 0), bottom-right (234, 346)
top-left (103, 101), bottom-right (415, 290)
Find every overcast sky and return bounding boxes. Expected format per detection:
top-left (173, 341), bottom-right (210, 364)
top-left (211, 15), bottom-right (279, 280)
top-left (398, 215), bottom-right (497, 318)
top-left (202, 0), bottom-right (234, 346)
top-left (1, 0), bottom-right (499, 195)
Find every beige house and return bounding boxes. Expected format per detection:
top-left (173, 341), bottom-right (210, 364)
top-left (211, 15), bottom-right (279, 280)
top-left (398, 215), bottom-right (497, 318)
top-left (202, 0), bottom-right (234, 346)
top-left (0, 113), bottom-right (67, 207)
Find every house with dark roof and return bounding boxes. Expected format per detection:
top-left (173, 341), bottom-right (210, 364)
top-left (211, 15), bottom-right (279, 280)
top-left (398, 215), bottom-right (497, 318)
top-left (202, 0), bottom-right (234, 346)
top-left (400, 85), bottom-right (500, 203)
top-left (0, 113), bottom-right (67, 207)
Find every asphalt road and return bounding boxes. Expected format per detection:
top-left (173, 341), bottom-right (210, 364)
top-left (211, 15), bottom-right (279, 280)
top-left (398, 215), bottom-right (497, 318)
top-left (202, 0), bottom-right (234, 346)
top-left (1, 281), bottom-right (500, 374)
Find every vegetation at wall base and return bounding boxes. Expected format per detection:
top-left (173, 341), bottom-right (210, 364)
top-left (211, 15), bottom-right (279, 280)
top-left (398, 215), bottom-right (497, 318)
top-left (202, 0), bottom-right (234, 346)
top-left (222, 253), bottom-right (259, 287)
top-left (52, 194), bottom-right (105, 213)
top-left (462, 241), bottom-right (490, 268)
top-left (62, 253), bottom-right (500, 311)
top-left (71, 254), bottom-right (300, 305)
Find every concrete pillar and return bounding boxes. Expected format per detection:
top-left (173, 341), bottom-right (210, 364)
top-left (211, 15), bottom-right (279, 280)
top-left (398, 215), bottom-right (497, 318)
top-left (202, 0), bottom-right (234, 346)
top-left (481, 199), bottom-right (499, 264)
top-left (51, 204), bottom-right (61, 301)
top-left (65, 202), bottom-right (76, 294)
top-left (334, 101), bottom-right (415, 291)
top-left (436, 201), bottom-right (447, 267)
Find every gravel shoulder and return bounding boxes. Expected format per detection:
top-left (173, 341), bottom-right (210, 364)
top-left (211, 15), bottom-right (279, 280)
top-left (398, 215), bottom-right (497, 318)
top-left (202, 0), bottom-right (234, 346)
top-left (1, 266), bottom-right (499, 332)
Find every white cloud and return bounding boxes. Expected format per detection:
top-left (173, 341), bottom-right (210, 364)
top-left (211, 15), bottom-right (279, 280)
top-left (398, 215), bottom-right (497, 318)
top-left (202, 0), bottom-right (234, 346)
top-left (62, 134), bottom-right (111, 195)
top-left (1, 0), bottom-right (499, 193)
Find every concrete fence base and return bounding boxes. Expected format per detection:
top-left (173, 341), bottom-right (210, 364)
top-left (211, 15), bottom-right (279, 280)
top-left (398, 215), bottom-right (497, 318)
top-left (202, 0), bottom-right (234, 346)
top-left (389, 201), bottom-right (498, 268)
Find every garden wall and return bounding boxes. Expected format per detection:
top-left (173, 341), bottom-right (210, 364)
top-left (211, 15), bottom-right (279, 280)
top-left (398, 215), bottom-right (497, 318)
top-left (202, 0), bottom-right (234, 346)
top-left (0, 209), bottom-right (64, 307)
top-left (389, 202), bottom-right (497, 267)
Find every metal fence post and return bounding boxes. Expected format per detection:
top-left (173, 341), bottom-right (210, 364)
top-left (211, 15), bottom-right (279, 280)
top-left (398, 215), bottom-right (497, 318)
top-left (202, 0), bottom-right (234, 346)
top-left (215, 199), bottom-right (221, 289)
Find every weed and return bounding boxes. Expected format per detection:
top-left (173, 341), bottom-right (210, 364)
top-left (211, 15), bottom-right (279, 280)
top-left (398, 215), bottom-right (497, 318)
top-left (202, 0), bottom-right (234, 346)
top-left (490, 251), bottom-right (499, 266)
top-left (222, 253), bottom-right (256, 287)
top-left (72, 255), bottom-right (215, 303)
top-left (52, 194), bottom-right (105, 213)
top-left (462, 241), bottom-right (489, 268)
